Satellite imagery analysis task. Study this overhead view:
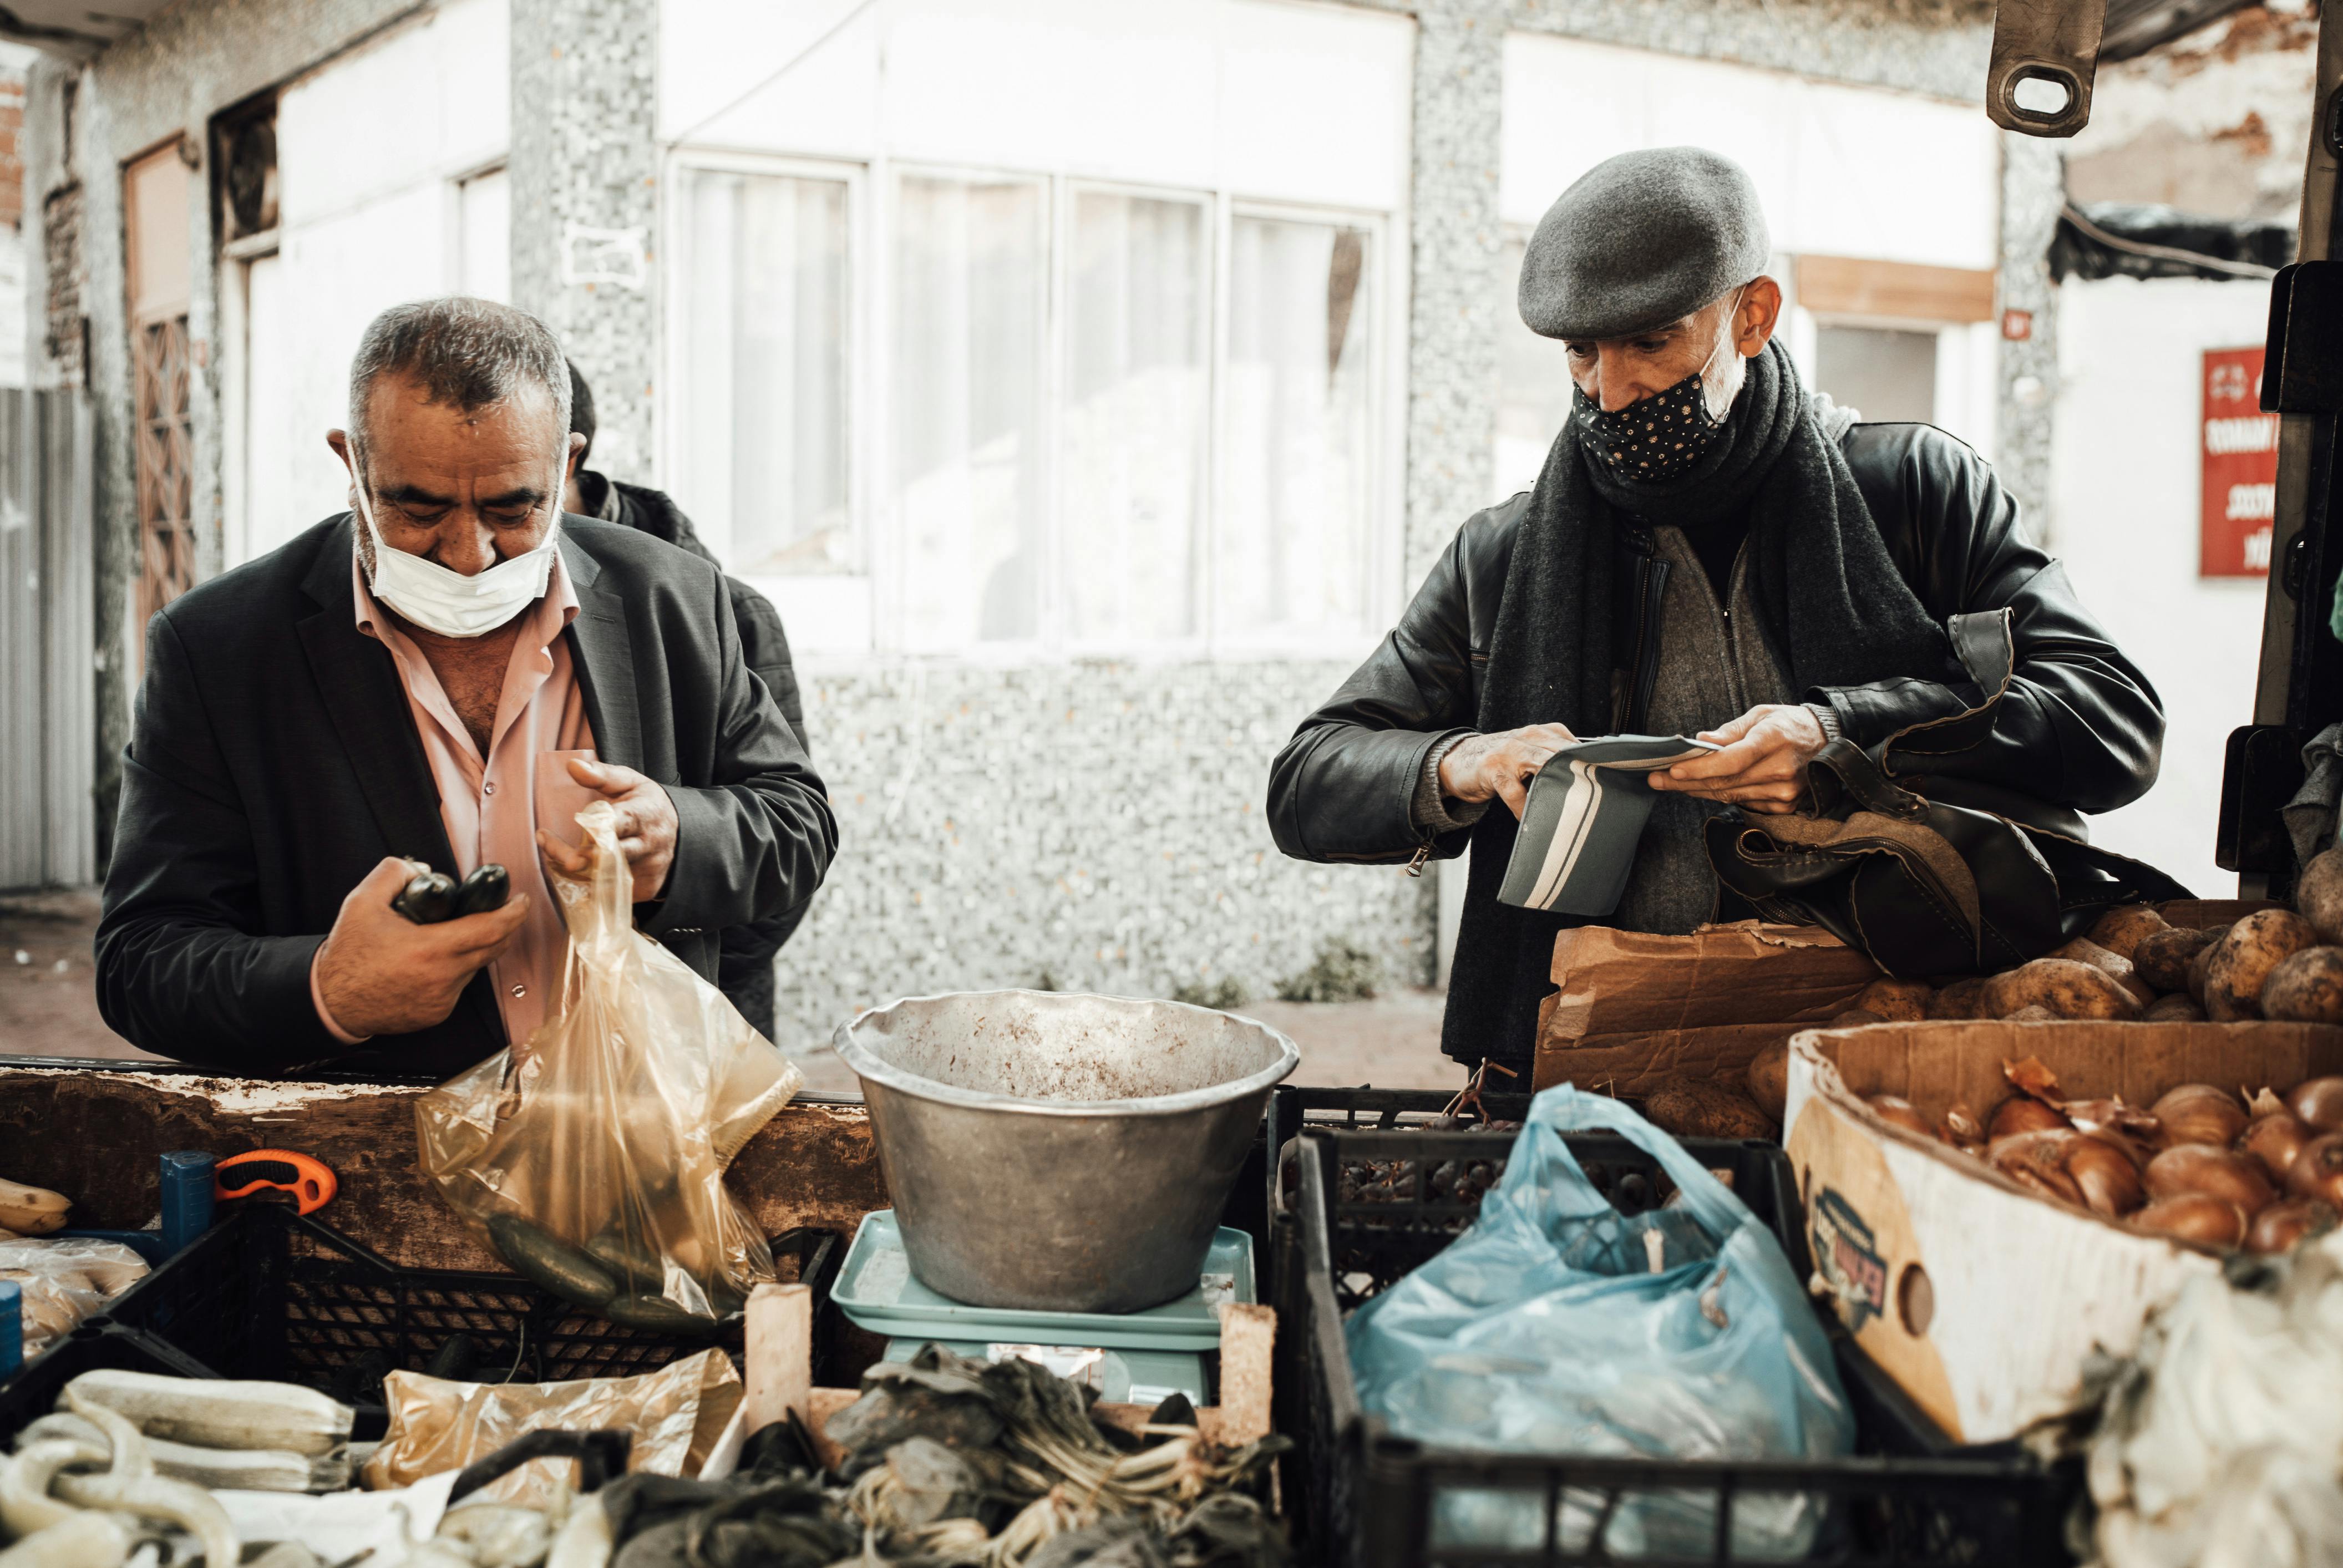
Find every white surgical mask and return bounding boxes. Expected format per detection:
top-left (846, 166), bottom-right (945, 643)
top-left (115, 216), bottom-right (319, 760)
top-left (353, 473), bottom-right (559, 638)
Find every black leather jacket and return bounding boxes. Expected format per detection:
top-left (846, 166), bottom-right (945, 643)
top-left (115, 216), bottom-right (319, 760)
top-left (1269, 423), bottom-right (2164, 868)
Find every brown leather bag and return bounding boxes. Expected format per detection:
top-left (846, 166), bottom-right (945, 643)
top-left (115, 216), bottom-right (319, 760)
top-left (1704, 609), bottom-right (2190, 978)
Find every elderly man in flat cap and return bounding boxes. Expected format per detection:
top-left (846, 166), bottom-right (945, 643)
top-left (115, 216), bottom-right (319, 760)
top-left (1267, 146), bottom-right (2162, 1079)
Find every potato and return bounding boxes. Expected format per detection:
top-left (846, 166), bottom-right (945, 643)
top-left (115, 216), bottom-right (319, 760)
top-left (2089, 904), bottom-right (2173, 962)
top-left (2143, 992), bottom-right (2205, 1023)
top-left (2189, 932), bottom-right (2225, 1003)
top-left (2050, 937), bottom-right (2156, 1007)
top-left (2261, 946), bottom-right (2343, 1025)
top-left (2299, 849), bottom-right (2343, 945)
top-left (2135, 926), bottom-right (2219, 993)
top-left (2203, 909), bottom-right (2320, 1021)
top-left (1980, 958), bottom-right (2144, 1022)
top-left (1642, 1079), bottom-right (1776, 1140)
top-left (1853, 977), bottom-right (1933, 1023)
top-left (1830, 1007), bottom-right (1888, 1028)
top-left (1928, 976), bottom-right (1990, 1019)
top-left (1746, 1040), bottom-right (1789, 1123)
top-left (2007, 1004), bottom-right (2061, 1022)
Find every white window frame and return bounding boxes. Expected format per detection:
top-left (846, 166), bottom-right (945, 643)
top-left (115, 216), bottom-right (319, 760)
top-left (660, 149), bottom-right (875, 655)
top-left (662, 152), bottom-right (1401, 663)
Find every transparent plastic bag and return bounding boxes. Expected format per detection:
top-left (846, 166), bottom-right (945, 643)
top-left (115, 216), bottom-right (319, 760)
top-left (416, 802), bottom-right (800, 1326)
top-left (362, 1347), bottom-right (742, 1506)
top-left (1345, 1085), bottom-right (1853, 1561)
top-left (0, 1237), bottom-right (149, 1355)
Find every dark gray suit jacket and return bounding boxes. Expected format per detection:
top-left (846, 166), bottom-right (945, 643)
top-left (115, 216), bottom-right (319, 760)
top-left (94, 515), bottom-right (838, 1079)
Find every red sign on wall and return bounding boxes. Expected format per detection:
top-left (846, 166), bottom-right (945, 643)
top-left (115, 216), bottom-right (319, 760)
top-left (2202, 347), bottom-right (2277, 577)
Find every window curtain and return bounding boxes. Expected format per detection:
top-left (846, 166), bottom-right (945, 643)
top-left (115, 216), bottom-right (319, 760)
top-left (894, 175), bottom-right (1048, 647)
top-left (1061, 192), bottom-right (1208, 643)
top-left (1218, 217), bottom-right (1375, 641)
top-left (681, 170), bottom-right (850, 577)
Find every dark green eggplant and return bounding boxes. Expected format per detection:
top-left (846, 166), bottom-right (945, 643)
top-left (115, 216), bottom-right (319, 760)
top-left (392, 871), bottom-right (458, 924)
top-left (453, 863), bottom-right (511, 917)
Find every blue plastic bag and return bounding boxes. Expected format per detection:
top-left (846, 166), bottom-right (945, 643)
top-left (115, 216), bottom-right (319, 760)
top-left (1345, 1085), bottom-right (1853, 1560)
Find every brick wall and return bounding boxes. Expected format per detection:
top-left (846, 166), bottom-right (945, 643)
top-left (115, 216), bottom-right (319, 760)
top-left (0, 70), bottom-right (22, 231)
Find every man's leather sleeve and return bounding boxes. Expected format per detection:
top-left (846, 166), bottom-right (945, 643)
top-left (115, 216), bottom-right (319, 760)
top-left (641, 568), bottom-right (838, 936)
top-left (94, 611), bottom-right (343, 1068)
top-left (1813, 427), bottom-right (2164, 815)
top-left (1267, 512), bottom-right (1502, 865)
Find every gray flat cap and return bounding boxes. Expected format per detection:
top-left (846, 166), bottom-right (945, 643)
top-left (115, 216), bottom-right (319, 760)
top-left (1519, 147), bottom-right (1771, 341)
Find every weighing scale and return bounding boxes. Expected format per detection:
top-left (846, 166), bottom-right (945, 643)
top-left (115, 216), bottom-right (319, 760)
top-left (832, 1210), bottom-right (1256, 1407)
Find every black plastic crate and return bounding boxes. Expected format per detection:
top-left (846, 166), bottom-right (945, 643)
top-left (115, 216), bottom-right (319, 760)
top-left (0, 1204), bottom-right (842, 1444)
top-left (1284, 1125), bottom-right (2074, 1568)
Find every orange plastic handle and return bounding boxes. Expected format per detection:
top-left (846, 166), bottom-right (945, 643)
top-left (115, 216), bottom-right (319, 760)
top-left (214, 1149), bottom-right (338, 1215)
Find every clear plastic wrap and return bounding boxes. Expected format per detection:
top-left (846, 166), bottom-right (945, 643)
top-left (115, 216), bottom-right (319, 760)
top-left (362, 1348), bottom-right (742, 1507)
top-left (0, 1237), bottom-right (149, 1356)
top-left (415, 803), bottom-right (799, 1325)
top-left (1344, 1086), bottom-right (1853, 1561)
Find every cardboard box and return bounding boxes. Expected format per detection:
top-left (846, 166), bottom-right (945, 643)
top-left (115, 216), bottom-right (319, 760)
top-left (1531, 901), bottom-right (2277, 1099)
top-left (1531, 921), bottom-right (1880, 1095)
top-left (1784, 1018), bottom-right (2343, 1443)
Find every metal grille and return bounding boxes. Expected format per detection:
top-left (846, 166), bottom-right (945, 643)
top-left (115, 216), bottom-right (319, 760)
top-left (133, 314), bottom-right (195, 631)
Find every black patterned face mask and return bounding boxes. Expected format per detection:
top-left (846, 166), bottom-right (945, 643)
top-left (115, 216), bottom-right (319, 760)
top-left (1573, 371), bottom-right (1727, 484)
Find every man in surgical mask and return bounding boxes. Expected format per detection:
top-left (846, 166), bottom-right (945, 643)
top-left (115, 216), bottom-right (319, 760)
top-left (95, 298), bottom-right (838, 1077)
top-left (1267, 146), bottom-right (2163, 1080)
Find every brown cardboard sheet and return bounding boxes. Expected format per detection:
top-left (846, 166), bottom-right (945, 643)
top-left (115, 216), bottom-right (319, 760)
top-left (1533, 921), bottom-right (1879, 1094)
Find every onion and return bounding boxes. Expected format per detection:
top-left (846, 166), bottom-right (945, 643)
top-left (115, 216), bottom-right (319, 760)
top-left (2286, 1076), bottom-right (2343, 1132)
top-left (1989, 1130), bottom-right (2087, 1207)
top-left (2131, 1193), bottom-right (2248, 1248)
top-left (2246, 1197), bottom-right (2339, 1255)
top-left (2066, 1135), bottom-right (2147, 1215)
top-left (1939, 1103), bottom-right (1986, 1155)
top-left (1867, 1095), bottom-right (1931, 1136)
top-left (2150, 1084), bottom-right (2248, 1149)
top-left (1989, 1095), bottom-right (2071, 1140)
top-left (2144, 1144), bottom-right (2278, 1215)
top-left (2286, 1131), bottom-right (2343, 1207)
top-left (2239, 1107), bottom-right (2315, 1183)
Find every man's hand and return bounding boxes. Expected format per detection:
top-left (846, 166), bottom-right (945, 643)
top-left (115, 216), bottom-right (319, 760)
top-left (1437, 723), bottom-right (1580, 819)
top-left (535, 757), bottom-right (681, 904)
top-left (315, 857), bottom-right (531, 1037)
top-left (1648, 703), bottom-right (1830, 815)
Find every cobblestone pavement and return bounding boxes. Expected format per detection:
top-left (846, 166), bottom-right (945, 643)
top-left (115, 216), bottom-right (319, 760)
top-left (2, 890), bottom-right (1459, 1092)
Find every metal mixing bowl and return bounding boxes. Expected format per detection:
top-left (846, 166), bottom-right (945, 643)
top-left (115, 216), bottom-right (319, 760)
top-left (832, 989), bottom-right (1301, 1313)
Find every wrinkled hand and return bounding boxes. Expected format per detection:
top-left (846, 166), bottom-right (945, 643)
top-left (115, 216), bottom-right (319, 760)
top-left (535, 757), bottom-right (680, 903)
top-left (315, 857), bottom-right (531, 1037)
top-left (1648, 703), bottom-right (1829, 815)
top-left (1437, 723), bottom-right (1581, 820)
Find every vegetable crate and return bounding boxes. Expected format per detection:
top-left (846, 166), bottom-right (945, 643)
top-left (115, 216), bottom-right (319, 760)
top-left (1277, 1113), bottom-right (2077, 1568)
top-left (0, 1204), bottom-right (840, 1444)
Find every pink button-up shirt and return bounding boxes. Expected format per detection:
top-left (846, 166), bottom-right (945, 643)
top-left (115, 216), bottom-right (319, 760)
top-left (312, 549), bottom-right (600, 1049)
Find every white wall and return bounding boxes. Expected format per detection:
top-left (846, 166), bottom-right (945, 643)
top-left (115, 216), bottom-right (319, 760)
top-left (230, 0), bottom-right (510, 565)
top-left (661, 0), bottom-right (1413, 213)
top-left (2052, 275), bottom-right (2274, 897)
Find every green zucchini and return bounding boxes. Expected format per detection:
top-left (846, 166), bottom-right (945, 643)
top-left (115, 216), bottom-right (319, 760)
top-left (486, 1215), bottom-right (616, 1307)
top-left (600, 1294), bottom-right (723, 1337)
top-left (585, 1230), bottom-right (664, 1288)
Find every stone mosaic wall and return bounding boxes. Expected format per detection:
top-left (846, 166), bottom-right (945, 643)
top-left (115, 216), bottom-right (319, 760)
top-left (769, 657), bottom-right (1428, 1050)
top-left (1998, 133), bottom-right (2067, 535)
top-left (510, 0), bottom-right (658, 484)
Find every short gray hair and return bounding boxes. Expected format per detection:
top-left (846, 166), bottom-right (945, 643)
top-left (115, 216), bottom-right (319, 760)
top-left (346, 298), bottom-right (572, 469)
